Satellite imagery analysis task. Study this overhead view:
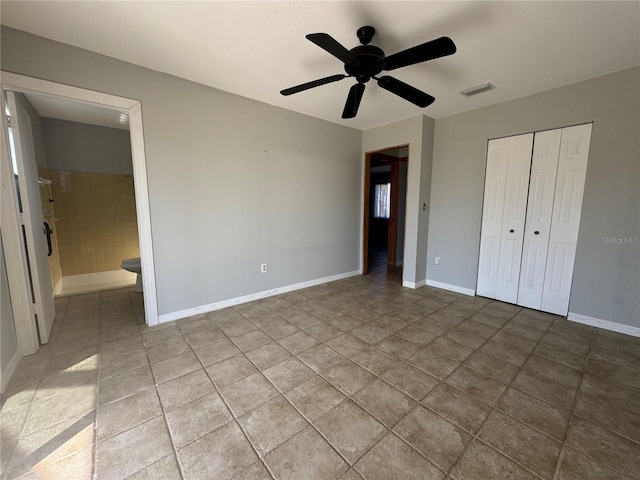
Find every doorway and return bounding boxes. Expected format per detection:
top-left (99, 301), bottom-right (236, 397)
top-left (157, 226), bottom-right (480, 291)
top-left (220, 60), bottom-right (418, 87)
top-left (1, 73), bottom-right (159, 357)
top-left (363, 145), bottom-right (408, 282)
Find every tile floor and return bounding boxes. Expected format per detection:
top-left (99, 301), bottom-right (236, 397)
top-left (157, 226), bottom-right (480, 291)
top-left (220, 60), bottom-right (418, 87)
top-left (1, 271), bottom-right (639, 480)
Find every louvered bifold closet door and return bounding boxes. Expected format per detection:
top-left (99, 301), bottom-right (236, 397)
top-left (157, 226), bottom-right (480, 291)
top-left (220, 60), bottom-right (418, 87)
top-left (540, 123), bottom-right (592, 315)
top-left (516, 129), bottom-right (562, 309)
top-left (477, 133), bottom-right (533, 302)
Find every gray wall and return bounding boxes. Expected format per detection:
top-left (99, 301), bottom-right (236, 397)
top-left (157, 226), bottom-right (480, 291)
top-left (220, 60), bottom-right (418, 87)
top-left (363, 115), bottom-right (433, 285)
top-left (1, 237), bottom-right (19, 389)
top-left (427, 67), bottom-right (640, 328)
top-left (1, 27), bottom-right (362, 316)
top-left (42, 118), bottom-right (133, 175)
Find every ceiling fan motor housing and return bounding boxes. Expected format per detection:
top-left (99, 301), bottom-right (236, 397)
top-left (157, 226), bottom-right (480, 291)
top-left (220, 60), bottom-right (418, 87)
top-left (345, 45), bottom-right (385, 83)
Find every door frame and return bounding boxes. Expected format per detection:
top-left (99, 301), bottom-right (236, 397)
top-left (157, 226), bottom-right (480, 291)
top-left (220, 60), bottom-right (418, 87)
top-left (1, 73), bottom-right (160, 343)
top-left (362, 144), bottom-right (409, 275)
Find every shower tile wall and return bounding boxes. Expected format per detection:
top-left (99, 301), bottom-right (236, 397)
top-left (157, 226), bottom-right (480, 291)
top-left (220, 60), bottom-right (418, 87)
top-left (37, 166), bottom-right (62, 291)
top-left (51, 170), bottom-right (139, 276)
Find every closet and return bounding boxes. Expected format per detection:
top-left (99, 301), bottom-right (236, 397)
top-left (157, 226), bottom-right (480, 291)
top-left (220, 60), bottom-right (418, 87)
top-left (476, 123), bottom-right (592, 316)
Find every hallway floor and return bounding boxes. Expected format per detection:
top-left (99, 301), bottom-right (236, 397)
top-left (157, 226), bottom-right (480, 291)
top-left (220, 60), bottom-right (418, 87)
top-left (1, 273), bottom-right (639, 479)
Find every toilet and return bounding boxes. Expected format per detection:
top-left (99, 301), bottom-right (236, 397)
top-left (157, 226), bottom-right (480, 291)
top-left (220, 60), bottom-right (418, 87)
top-left (121, 257), bottom-right (143, 292)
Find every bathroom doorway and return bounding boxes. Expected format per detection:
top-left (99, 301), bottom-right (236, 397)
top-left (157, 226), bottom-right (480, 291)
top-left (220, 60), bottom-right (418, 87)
top-left (21, 93), bottom-right (140, 296)
top-left (1, 73), bottom-right (159, 349)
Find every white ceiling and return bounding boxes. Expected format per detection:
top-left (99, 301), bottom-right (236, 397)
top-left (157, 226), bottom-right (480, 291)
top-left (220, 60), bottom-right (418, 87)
top-left (24, 93), bottom-right (129, 130)
top-left (2, 1), bottom-right (639, 131)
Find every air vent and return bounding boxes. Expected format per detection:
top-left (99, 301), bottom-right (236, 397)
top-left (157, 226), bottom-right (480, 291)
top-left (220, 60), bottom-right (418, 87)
top-left (460, 82), bottom-right (495, 97)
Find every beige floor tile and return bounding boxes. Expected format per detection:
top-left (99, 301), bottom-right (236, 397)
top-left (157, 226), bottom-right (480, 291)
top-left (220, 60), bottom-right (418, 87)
top-left (17, 445), bottom-right (94, 480)
top-left (574, 392), bottom-right (640, 443)
top-left (324, 334), bottom-right (368, 357)
top-left (377, 335), bottom-right (421, 360)
top-left (354, 432), bottom-right (444, 480)
top-left (579, 372), bottom-right (640, 415)
top-left (232, 460), bottom-right (272, 480)
top-left (451, 440), bottom-right (538, 480)
top-left (245, 343), bottom-right (291, 369)
top-left (539, 332), bottom-right (589, 356)
top-left (558, 448), bottom-right (628, 480)
top-left (96, 416), bottom-right (173, 480)
top-left (184, 328), bottom-right (226, 349)
top-left (156, 369), bottom-right (214, 412)
top-left (239, 395), bottom-right (308, 455)
top-left (408, 348), bottom-right (459, 379)
top-left (352, 380), bottom-right (416, 428)
top-left (205, 354), bottom-right (257, 388)
top-left (285, 376), bottom-right (345, 421)
top-left (151, 350), bottom-right (201, 384)
top-left (479, 339), bottom-right (530, 367)
top-left (478, 410), bottom-right (562, 478)
top-left (99, 348), bottom-right (148, 380)
top-left (219, 373), bottom-right (279, 417)
top-left (394, 324), bottom-right (437, 346)
top-left (533, 342), bottom-right (586, 371)
top-left (178, 421), bottom-right (258, 480)
top-left (166, 391), bottom-right (232, 448)
top-left (122, 453), bottom-right (181, 479)
top-left (523, 354), bottom-right (582, 388)
top-left (98, 366), bottom-right (155, 405)
top-left (315, 400), bottom-right (386, 464)
top-left (8, 413), bottom-right (95, 478)
top-left (462, 350), bottom-right (520, 383)
top-left (497, 388), bottom-right (571, 440)
top-left (423, 383), bottom-right (491, 434)
top-left (445, 366), bottom-right (508, 406)
top-left (278, 331), bottom-right (320, 354)
top-left (261, 320), bottom-right (299, 339)
top-left (97, 388), bottom-right (162, 441)
top-left (322, 360), bottom-right (376, 396)
top-left (265, 426), bottom-right (349, 479)
top-left (382, 362), bottom-right (439, 400)
top-left (328, 314), bottom-right (366, 332)
top-left (585, 358), bottom-right (640, 389)
top-left (192, 339), bottom-right (242, 367)
top-left (512, 369), bottom-right (577, 411)
top-left (351, 347), bottom-right (398, 375)
top-left (350, 324), bottom-right (391, 345)
top-left (263, 357), bottom-right (316, 392)
top-left (146, 337), bottom-right (191, 364)
top-left (395, 406), bottom-right (471, 471)
top-left (232, 330), bottom-right (273, 352)
top-left (298, 344), bottom-right (345, 373)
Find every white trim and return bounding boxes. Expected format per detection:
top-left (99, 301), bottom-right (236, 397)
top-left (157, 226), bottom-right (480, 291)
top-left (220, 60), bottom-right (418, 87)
top-left (426, 279), bottom-right (475, 296)
top-left (1, 72), bottom-right (159, 326)
top-left (402, 279), bottom-right (426, 289)
top-left (1, 93), bottom-right (39, 355)
top-left (1, 348), bottom-right (22, 394)
top-left (567, 312), bottom-right (640, 338)
top-left (159, 270), bottom-right (360, 324)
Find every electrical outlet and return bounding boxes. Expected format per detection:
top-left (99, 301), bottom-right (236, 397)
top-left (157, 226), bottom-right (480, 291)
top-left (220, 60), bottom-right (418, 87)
top-left (260, 263), bottom-right (267, 273)
top-left (435, 257), bottom-right (441, 265)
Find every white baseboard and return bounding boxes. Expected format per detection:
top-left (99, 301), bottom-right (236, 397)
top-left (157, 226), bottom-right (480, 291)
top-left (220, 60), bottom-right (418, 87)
top-left (1, 348), bottom-right (22, 394)
top-left (426, 279), bottom-right (475, 297)
top-left (158, 270), bottom-right (361, 324)
top-left (567, 312), bottom-right (640, 337)
top-left (402, 279), bottom-right (426, 289)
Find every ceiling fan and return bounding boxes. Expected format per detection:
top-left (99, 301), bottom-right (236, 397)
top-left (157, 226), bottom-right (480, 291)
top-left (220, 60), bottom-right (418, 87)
top-left (280, 26), bottom-right (456, 119)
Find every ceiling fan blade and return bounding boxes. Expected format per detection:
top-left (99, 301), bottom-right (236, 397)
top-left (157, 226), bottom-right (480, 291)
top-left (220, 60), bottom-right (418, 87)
top-left (306, 33), bottom-right (356, 65)
top-left (383, 37), bottom-right (456, 71)
top-left (280, 74), bottom-right (348, 96)
top-left (342, 83), bottom-right (366, 119)
top-left (377, 76), bottom-right (435, 107)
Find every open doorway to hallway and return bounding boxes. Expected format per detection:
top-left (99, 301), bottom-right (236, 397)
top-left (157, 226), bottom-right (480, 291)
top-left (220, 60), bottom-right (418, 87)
top-left (363, 145), bottom-right (408, 283)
